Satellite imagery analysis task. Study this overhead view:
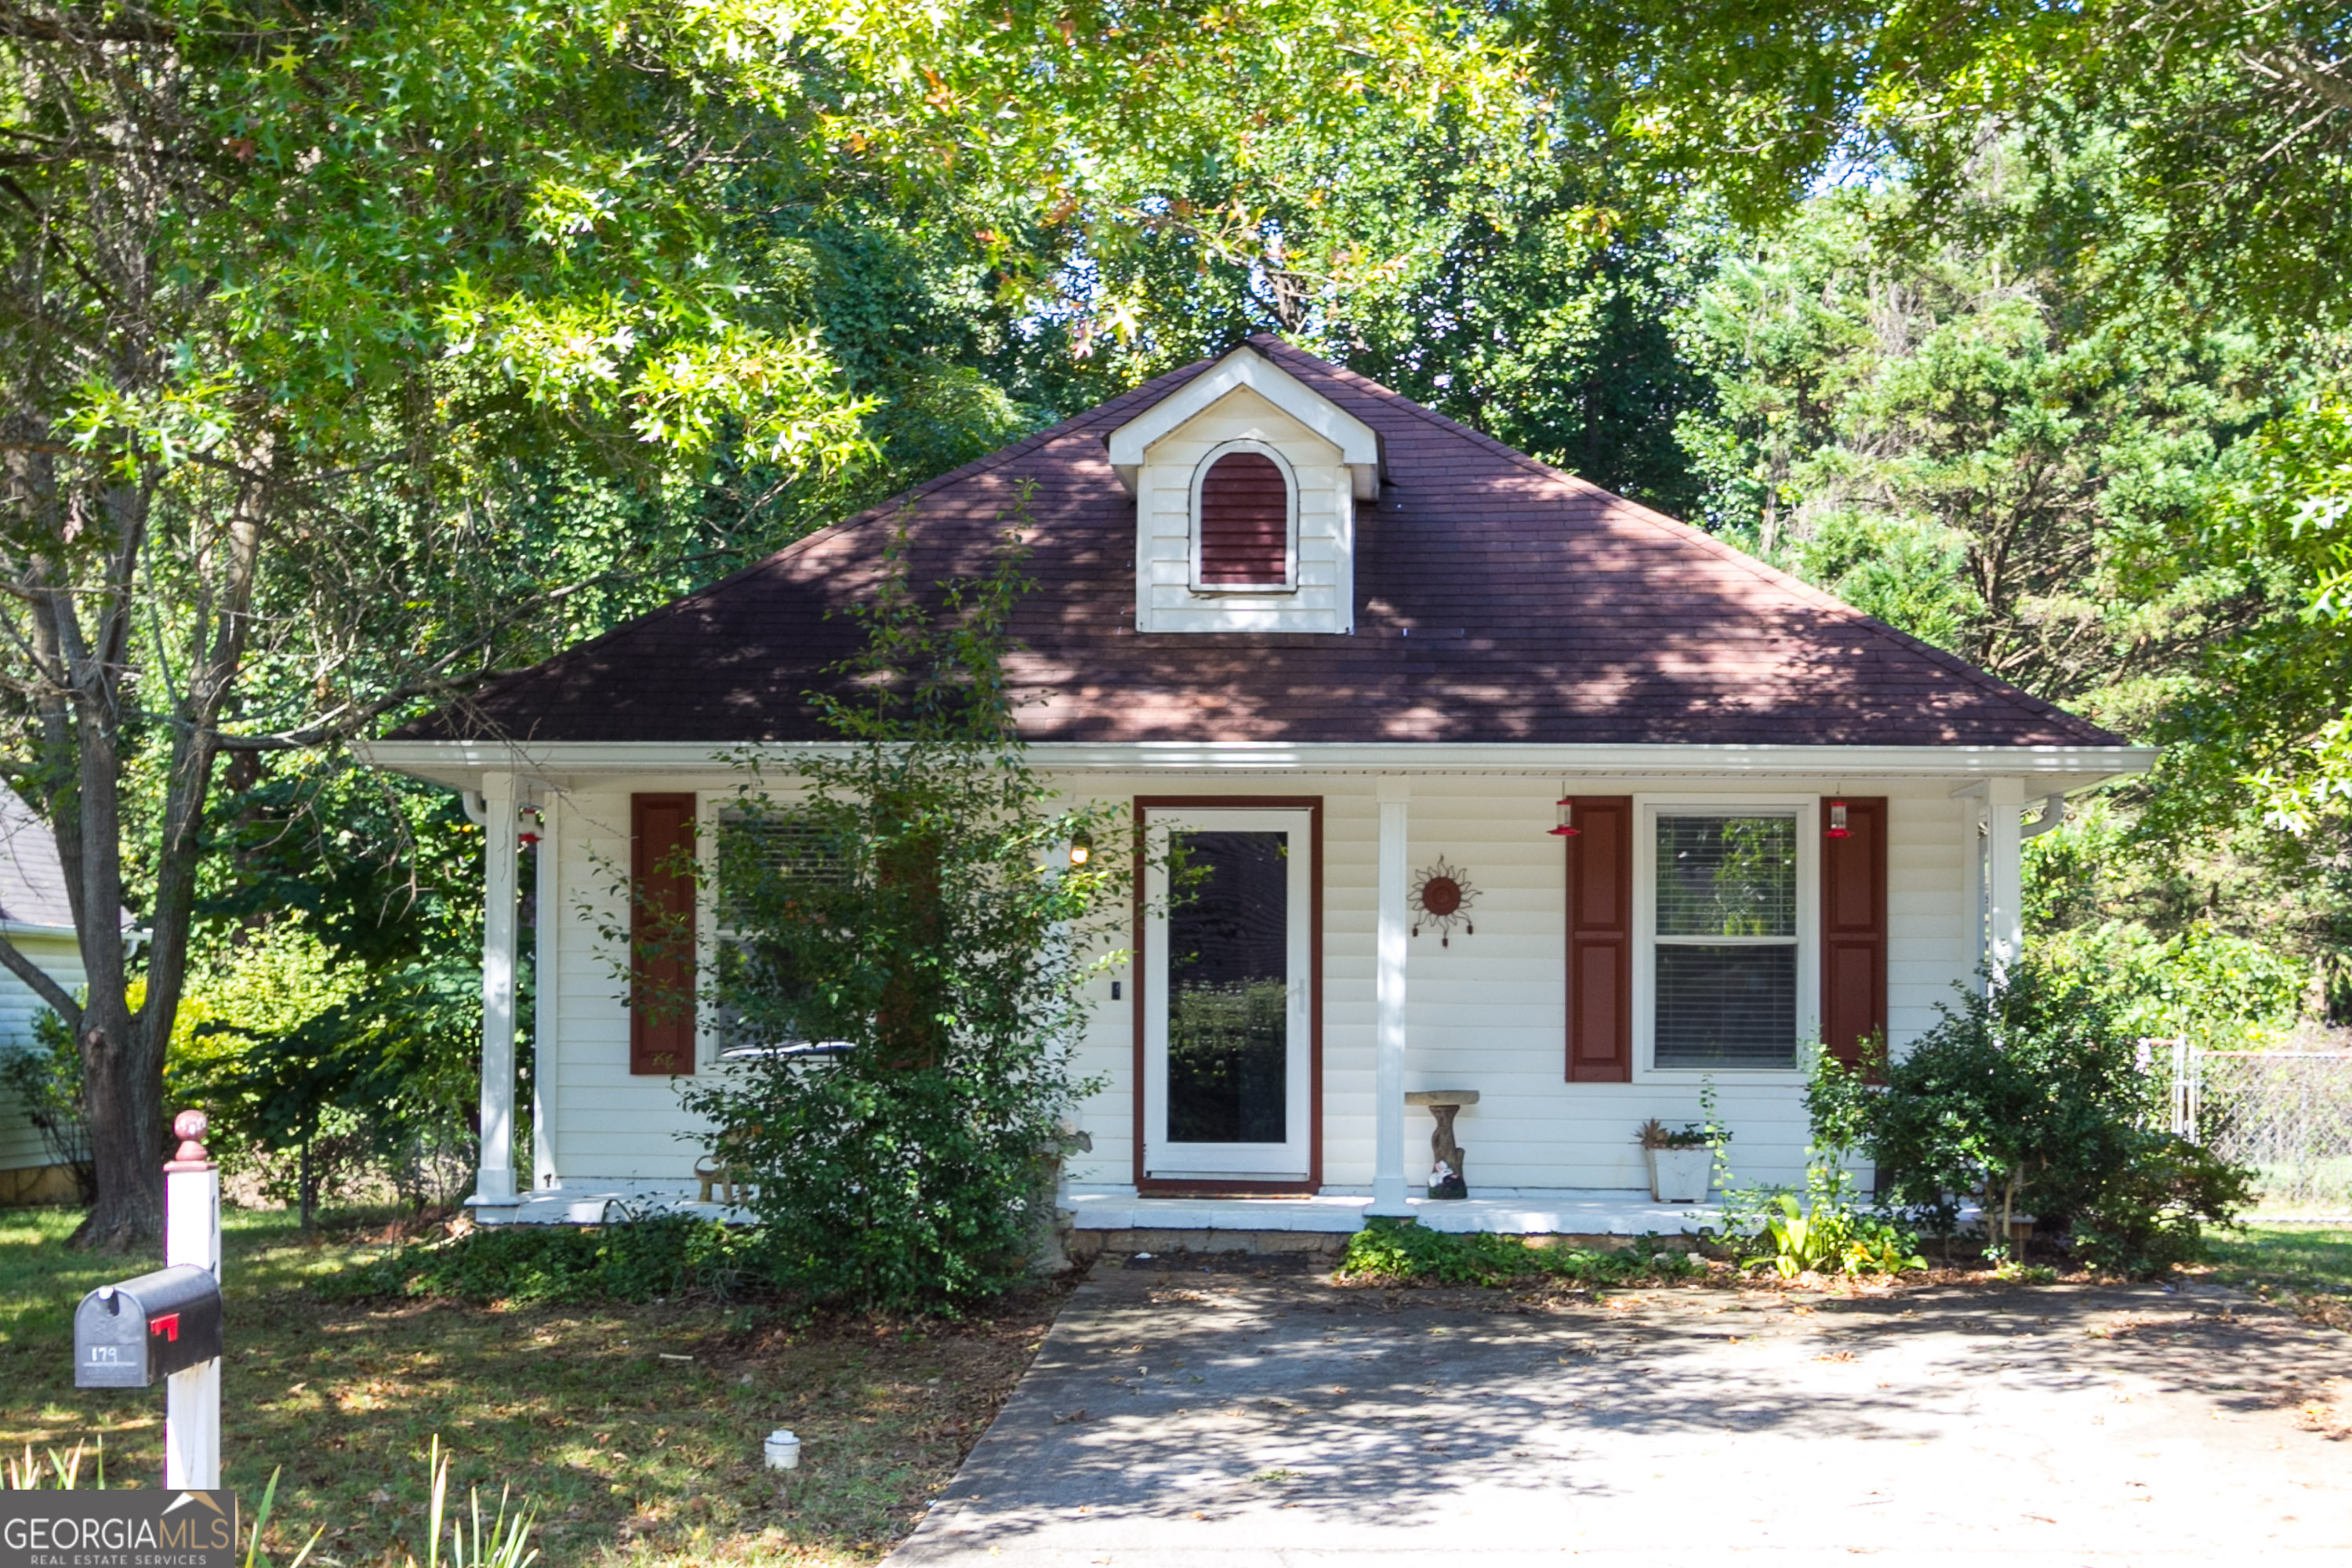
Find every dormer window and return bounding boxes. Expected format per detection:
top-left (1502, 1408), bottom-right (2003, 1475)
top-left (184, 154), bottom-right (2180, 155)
top-left (1106, 344), bottom-right (1381, 635)
top-left (1193, 443), bottom-right (1296, 592)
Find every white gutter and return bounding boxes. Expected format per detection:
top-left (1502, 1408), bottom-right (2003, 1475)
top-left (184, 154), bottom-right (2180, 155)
top-left (0, 919), bottom-right (77, 940)
top-left (358, 737), bottom-right (2157, 789)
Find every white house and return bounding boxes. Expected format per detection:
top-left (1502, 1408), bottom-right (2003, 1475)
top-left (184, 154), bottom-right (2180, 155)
top-left (0, 789), bottom-right (89, 1206)
top-left (357, 338), bottom-right (2150, 1240)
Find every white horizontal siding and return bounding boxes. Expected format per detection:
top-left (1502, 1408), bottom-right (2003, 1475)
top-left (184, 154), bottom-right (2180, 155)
top-left (540, 789), bottom-right (714, 1184)
top-left (537, 771), bottom-right (1982, 1198)
top-left (0, 931), bottom-right (82, 1171)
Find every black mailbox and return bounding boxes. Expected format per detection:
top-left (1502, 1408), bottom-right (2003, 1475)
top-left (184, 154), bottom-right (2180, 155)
top-left (74, 1265), bottom-right (223, 1388)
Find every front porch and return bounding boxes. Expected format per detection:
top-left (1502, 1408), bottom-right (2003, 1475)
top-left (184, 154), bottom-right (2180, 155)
top-left (470, 1181), bottom-right (1722, 1245)
top-left (1064, 1189), bottom-right (1720, 1240)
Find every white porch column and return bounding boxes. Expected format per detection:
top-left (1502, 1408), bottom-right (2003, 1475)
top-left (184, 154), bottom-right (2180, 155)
top-left (1986, 775), bottom-right (2026, 985)
top-left (1371, 779), bottom-right (1410, 1215)
top-left (530, 797), bottom-right (560, 1192)
top-left (473, 770), bottom-right (519, 1208)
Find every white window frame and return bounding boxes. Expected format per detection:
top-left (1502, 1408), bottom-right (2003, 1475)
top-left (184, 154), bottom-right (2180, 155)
top-left (1632, 794), bottom-right (1820, 1083)
top-left (695, 788), bottom-right (833, 1069)
top-left (1187, 438), bottom-right (1300, 597)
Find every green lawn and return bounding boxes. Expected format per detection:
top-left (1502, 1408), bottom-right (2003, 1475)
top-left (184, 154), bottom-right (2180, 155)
top-left (0, 1206), bottom-right (1060, 1566)
top-left (2202, 1224), bottom-right (2352, 1334)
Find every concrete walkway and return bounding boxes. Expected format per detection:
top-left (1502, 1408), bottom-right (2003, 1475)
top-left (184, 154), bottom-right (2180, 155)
top-left (888, 1256), bottom-right (2352, 1565)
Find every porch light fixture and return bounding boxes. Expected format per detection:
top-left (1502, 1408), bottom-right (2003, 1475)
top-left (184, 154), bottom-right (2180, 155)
top-left (1827, 800), bottom-right (1850, 839)
top-left (1067, 833), bottom-right (1093, 867)
top-left (1547, 796), bottom-right (1580, 837)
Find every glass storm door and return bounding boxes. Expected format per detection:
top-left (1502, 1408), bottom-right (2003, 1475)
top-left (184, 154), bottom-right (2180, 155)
top-left (1143, 808), bottom-right (1313, 1181)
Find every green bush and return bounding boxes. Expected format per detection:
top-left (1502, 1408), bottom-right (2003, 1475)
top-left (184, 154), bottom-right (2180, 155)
top-left (319, 1212), bottom-right (758, 1305)
top-left (1336, 1218), bottom-right (1695, 1287)
top-left (2071, 1135), bottom-right (2256, 1276)
top-left (670, 532), bottom-right (1125, 1312)
top-left (1821, 962), bottom-right (2256, 1275)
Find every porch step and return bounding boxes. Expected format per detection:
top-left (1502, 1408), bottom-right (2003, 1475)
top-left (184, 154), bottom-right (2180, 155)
top-left (1063, 1189), bottom-right (1719, 1243)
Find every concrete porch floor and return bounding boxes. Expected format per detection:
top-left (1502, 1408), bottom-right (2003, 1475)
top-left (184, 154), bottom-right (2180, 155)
top-left (473, 1185), bottom-right (1723, 1240)
top-left (1065, 1189), bottom-right (1721, 1241)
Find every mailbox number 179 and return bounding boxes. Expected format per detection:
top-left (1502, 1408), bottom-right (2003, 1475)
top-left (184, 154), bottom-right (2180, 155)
top-left (87, 1345), bottom-right (122, 1363)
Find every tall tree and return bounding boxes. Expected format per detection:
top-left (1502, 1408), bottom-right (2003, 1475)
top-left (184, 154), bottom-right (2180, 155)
top-left (0, 0), bottom-right (1526, 1246)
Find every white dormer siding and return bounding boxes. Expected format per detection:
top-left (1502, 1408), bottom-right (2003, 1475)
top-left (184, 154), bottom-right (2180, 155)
top-left (1107, 347), bottom-right (1380, 635)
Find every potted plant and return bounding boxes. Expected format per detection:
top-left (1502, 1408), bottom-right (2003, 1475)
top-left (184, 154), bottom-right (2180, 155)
top-left (1636, 1119), bottom-right (1716, 1203)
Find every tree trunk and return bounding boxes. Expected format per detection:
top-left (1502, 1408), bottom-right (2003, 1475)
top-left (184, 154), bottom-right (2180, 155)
top-left (75, 993), bottom-right (164, 1251)
top-left (45, 451), bottom-right (262, 1252)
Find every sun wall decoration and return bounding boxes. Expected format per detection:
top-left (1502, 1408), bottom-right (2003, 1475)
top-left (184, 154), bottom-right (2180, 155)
top-left (1408, 856), bottom-right (1479, 946)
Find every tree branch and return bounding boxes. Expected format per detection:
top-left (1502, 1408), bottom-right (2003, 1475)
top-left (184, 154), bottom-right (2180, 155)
top-left (0, 930), bottom-right (81, 1027)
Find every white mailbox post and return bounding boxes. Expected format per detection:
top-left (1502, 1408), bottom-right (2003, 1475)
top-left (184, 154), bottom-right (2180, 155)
top-left (163, 1109), bottom-right (222, 1490)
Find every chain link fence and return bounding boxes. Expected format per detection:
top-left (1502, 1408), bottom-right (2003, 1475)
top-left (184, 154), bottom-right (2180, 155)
top-left (2165, 1040), bottom-right (2352, 1218)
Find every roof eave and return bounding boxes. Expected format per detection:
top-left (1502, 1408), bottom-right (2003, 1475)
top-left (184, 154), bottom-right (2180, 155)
top-left (356, 737), bottom-right (2158, 796)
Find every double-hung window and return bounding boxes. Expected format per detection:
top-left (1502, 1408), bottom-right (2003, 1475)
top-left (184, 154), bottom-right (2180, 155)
top-left (706, 805), bottom-right (847, 1060)
top-left (1650, 812), bottom-right (1801, 1070)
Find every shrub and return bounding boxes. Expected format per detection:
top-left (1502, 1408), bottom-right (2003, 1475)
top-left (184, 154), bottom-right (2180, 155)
top-left (1828, 961), bottom-right (2255, 1274)
top-left (319, 1212), bottom-right (757, 1305)
top-left (666, 530), bottom-right (1127, 1312)
top-left (1336, 1218), bottom-right (1695, 1287)
top-left (2071, 1134), bottom-right (2256, 1276)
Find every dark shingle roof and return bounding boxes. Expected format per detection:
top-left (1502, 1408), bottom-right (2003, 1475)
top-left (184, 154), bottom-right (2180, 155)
top-left (392, 337), bottom-right (2121, 749)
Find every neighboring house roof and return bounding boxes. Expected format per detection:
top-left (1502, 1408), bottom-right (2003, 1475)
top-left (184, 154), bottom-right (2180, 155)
top-left (392, 336), bottom-right (2122, 749)
top-left (0, 791), bottom-right (73, 932)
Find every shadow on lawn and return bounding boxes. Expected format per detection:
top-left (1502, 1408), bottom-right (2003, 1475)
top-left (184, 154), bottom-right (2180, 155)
top-left (0, 1206), bottom-right (1064, 1566)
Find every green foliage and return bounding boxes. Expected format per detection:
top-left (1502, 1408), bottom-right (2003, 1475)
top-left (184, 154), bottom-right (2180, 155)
top-left (416, 1435), bottom-right (538, 1568)
top-left (1711, 1045), bottom-right (1922, 1279)
top-left (0, 1011), bottom-right (90, 1200)
top-left (1748, 1189), bottom-right (1924, 1280)
top-left (319, 1214), bottom-right (756, 1307)
top-left (1635, 1119), bottom-right (1709, 1150)
top-left (1525, 1), bottom-right (2352, 333)
top-left (1678, 180), bottom-right (2281, 724)
top-left (1845, 964), bottom-right (2256, 1275)
top-left (1336, 1218), bottom-right (1697, 1288)
top-left (2032, 920), bottom-right (2307, 1051)
top-left (2070, 1136), bottom-right (2257, 1278)
top-left (670, 527), bottom-right (1124, 1312)
top-left (165, 893), bottom-right (484, 1216)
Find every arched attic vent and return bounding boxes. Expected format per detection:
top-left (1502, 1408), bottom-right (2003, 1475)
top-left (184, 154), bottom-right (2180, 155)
top-left (1194, 444), bottom-right (1294, 589)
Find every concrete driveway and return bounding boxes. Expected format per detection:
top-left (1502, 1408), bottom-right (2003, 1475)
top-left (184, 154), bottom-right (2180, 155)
top-left (887, 1254), bottom-right (2351, 1566)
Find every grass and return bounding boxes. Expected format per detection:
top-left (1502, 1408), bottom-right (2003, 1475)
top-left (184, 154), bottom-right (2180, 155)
top-left (2201, 1223), bottom-right (2352, 1334)
top-left (0, 1205), bottom-right (1062, 1566)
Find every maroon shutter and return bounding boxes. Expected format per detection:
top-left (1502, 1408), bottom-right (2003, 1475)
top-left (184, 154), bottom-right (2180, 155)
top-left (630, 793), bottom-right (697, 1076)
top-left (1197, 452), bottom-right (1289, 584)
top-left (1566, 797), bottom-right (1633, 1083)
top-left (1821, 797), bottom-right (1888, 1073)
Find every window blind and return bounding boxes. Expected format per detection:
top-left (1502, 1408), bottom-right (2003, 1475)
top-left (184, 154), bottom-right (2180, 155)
top-left (1654, 814), bottom-right (1798, 1069)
